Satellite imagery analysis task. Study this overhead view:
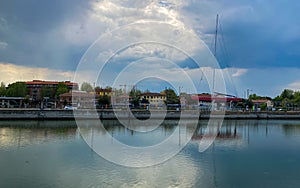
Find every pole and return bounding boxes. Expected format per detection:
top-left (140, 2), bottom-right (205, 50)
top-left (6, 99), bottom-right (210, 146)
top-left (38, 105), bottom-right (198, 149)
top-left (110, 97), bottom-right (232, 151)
top-left (212, 14), bottom-right (219, 92)
top-left (214, 14), bottom-right (219, 57)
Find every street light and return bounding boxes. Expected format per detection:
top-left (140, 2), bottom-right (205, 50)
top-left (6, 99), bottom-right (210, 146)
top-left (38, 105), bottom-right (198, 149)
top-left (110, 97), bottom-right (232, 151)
top-left (247, 89), bottom-right (252, 99)
top-left (178, 86), bottom-right (183, 96)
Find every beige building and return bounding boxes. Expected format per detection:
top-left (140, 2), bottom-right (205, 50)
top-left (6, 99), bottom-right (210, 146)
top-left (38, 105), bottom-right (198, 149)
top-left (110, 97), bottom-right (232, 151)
top-left (251, 99), bottom-right (273, 110)
top-left (140, 92), bottom-right (166, 107)
top-left (60, 91), bottom-right (95, 108)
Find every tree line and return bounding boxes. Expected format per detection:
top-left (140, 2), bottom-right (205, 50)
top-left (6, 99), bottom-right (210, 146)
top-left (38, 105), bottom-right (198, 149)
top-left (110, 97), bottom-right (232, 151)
top-left (0, 81), bottom-right (69, 99)
top-left (1, 81), bottom-right (299, 110)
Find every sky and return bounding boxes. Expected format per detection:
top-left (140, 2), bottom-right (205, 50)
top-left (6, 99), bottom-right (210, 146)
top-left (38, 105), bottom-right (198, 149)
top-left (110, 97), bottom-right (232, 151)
top-left (0, 0), bottom-right (299, 98)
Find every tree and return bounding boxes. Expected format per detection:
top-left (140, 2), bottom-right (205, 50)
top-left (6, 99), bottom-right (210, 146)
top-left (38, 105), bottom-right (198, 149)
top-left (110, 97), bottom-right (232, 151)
top-left (280, 89), bottom-right (294, 100)
top-left (274, 89), bottom-right (297, 108)
top-left (164, 88), bottom-right (179, 104)
top-left (81, 82), bottom-right (93, 92)
top-left (140, 98), bottom-right (149, 104)
top-left (249, 94), bottom-right (271, 100)
top-left (259, 103), bottom-right (267, 110)
top-left (41, 86), bottom-right (55, 99)
top-left (6, 82), bottom-right (27, 97)
top-left (98, 95), bottom-right (111, 108)
top-left (293, 91), bottom-right (300, 103)
top-left (0, 82), bottom-right (6, 96)
top-left (292, 91), bottom-right (300, 109)
top-left (55, 83), bottom-right (68, 97)
top-left (129, 88), bottom-right (142, 107)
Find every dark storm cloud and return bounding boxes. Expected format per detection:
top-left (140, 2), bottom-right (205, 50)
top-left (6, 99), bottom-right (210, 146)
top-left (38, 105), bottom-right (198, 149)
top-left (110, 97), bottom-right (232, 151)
top-left (0, 0), bottom-right (90, 32)
top-left (0, 0), bottom-right (91, 70)
top-left (184, 0), bottom-right (300, 68)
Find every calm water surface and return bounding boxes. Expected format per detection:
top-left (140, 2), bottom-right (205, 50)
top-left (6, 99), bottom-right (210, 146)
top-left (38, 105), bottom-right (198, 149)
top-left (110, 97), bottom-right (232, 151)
top-left (0, 119), bottom-right (300, 188)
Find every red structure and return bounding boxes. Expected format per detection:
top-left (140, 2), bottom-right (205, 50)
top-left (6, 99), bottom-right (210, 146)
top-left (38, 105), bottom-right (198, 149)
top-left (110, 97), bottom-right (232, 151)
top-left (191, 94), bottom-right (243, 102)
top-left (26, 80), bottom-right (78, 101)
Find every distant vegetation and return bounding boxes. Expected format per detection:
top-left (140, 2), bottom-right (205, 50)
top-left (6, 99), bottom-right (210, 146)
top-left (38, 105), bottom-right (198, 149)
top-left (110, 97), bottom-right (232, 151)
top-left (273, 89), bottom-right (300, 108)
top-left (0, 80), bottom-right (300, 110)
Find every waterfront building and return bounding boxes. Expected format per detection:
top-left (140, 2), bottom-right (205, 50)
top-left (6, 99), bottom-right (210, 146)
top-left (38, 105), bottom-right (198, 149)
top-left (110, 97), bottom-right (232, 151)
top-left (94, 87), bottom-right (113, 96)
top-left (26, 80), bottom-right (78, 101)
top-left (0, 97), bottom-right (24, 108)
top-left (139, 92), bottom-right (166, 107)
top-left (191, 93), bottom-right (243, 111)
top-left (59, 91), bottom-right (95, 108)
top-left (251, 99), bottom-right (273, 111)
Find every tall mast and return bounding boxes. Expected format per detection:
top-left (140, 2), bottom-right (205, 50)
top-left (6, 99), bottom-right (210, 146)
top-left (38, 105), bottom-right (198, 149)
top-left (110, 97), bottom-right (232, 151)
top-left (214, 14), bottom-right (219, 57)
top-left (212, 14), bottom-right (219, 92)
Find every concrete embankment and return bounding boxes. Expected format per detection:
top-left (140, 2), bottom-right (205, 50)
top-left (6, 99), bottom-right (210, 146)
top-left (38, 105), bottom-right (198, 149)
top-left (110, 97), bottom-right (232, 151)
top-left (0, 109), bottom-right (300, 120)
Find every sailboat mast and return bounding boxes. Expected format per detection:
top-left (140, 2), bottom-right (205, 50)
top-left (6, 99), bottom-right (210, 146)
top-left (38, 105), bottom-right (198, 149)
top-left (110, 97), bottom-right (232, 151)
top-left (212, 14), bottom-right (219, 92)
top-left (214, 14), bottom-right (219, 57)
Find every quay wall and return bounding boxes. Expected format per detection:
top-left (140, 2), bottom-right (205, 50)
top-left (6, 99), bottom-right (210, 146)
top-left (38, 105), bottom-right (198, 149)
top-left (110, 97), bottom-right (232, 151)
top-left (0, 109), bottom-right (300, 120)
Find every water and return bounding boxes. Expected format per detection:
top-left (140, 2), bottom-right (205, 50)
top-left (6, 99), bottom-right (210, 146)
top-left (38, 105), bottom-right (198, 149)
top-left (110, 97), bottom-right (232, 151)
top-left (0, 119), bottom-right (300, 188)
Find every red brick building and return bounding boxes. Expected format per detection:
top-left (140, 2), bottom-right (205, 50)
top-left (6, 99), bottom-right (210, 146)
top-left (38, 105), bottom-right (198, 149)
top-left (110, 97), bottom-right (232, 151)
top-left (26, 80), bottom-right (78, 101)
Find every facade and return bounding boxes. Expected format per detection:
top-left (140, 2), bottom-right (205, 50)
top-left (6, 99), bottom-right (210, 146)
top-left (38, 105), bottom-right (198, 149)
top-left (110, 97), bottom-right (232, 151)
top-left (140, 92), bottom-right (166, 107)
top-left (0, 97), bottom-right (24, 108)
top-left (26, 80), bottom-right (78, 101)
top-left (251, 99), bottom-right (273, 111)
top-left (191, 94), bottom-right (243, 111)
top-left (111, 94), bottom-right (132, 108)
top-left (94, 88), bottom-right (113, 96)
top-left (59, 91), bottom-right (95, 108)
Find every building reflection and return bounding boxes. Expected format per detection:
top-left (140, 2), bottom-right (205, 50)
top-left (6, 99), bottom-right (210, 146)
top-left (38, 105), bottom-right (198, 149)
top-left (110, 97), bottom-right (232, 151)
top-left (0, 121), bottom-right (77, 149)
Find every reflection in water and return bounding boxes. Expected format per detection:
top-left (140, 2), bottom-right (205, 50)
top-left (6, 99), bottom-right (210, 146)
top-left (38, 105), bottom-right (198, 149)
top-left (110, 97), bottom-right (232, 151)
top-left (0, 120), bottom-right (300, 187)
top-left (0, 128), bottom-right (77, 149)
top-left (79, 119), bottom-right (197, 167)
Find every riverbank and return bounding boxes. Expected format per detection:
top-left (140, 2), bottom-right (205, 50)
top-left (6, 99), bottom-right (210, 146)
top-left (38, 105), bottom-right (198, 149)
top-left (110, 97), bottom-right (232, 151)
top-left (0, 109), bottom-right (300, 120)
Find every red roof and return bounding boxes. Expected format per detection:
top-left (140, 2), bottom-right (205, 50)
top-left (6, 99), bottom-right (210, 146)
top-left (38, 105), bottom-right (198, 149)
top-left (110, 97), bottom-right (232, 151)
top-left (25, 80), bottom-right (78, 86)
top-left (251, 99), bottom-right (270, 103)
top-left (191, 95), bottom-right (242, 102)
top-left (140, 92), bottom-right (166, 97)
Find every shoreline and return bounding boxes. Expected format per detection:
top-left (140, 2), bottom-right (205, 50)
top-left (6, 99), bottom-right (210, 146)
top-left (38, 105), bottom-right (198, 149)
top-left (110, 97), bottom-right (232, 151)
top-left (0, 109), bottom-right (300, 120)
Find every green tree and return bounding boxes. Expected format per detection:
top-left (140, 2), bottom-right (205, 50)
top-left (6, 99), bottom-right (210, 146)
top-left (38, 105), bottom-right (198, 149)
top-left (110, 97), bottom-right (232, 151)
top-left (0, 82), bottom-right (6, 96)
top-left (129, 88), bottom-right (142, 107)
top-left (259, 103), bottom-right (267, 110)
top-left (6, 82), bottom-right (27, 97)
top-left (293, 91), bottom-right (300, 103)
top-left (41, 86), bottom-right (55, 98)
top-left (98, 95), bottom-right (111, 108)
top-left (249, 94), bottom-right (271, 100)
top-left (164, 88), bottom-right (179, 104)
top-left (248, 94), bottom-right (258, 100)
top-left (293, 91), bottom-right (300, 109)
top-left (55, 83), bottom-right (68, 97)
top-left (273, 89), bottom-right (296, 108)
top-left (280, 89), bottom-right (294, 100)
top-left (81, 82), bottom-right (93, 92)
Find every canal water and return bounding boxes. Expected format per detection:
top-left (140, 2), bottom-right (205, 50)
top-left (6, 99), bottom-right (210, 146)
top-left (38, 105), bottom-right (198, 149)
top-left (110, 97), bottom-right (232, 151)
top-left (0, 119), bottom-right (300, 188)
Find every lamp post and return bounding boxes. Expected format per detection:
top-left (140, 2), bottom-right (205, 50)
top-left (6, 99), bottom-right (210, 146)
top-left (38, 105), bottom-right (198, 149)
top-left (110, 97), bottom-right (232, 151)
top-left (178, 86), bottom-right (183, 96)
top-left (247, 89), bottom-right (252, 99)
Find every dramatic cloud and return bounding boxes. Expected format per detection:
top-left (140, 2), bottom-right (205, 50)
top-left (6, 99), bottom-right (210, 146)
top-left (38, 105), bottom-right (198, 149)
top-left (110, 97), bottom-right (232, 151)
top-left (0, 63), bottom-right (74, 85)
top-left (0, 0), bottom-right (299, 97)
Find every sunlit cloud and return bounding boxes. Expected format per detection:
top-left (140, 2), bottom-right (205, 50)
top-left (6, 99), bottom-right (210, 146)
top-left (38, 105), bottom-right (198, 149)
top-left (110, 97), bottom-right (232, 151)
top-left (230, 68), bottom-right (248, 77)
top-left (0, 63), bottom-right (74, 85)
